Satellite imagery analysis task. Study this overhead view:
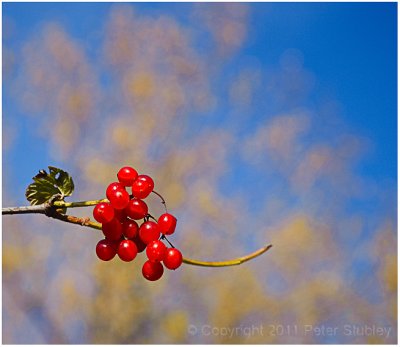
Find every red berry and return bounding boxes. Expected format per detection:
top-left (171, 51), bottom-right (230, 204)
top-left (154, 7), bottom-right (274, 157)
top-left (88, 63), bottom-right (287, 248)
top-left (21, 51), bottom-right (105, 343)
top-left (158, 213), bottom-right (177, 235)
top-left (108, 188), bottom-right (130, 210)
top-left (122, 219), bottom-right (139, 239)
top-left (125, 198), bottom-right (148, 220)
top-left (114, 208), bottom-right (128, 222)
top-left (96, 239), bottom-right (117, 261)
top-left (146, 240), bottom-right (167, 262)
top-left (106, 182), bottom-right (125, 200)
top-left (102, 217), bottom-right (123, 241)
top-left (131, 235), bottom-right (147, 253)
top-left (110, 240), bottom-right (120, 252)
top-left (93, 203), bottom-right (115, 224)
top-left (142, 260), bottom-right (164, 281)
top-left (117, 166), bottom-right (138, 186)
top-left (163, 248), bottom-right (183, 270)
top-left (132, 175), bottom-right (154, 199)
top-left (139, 221), bottom-right (160, 244)
top-left (118, 239), bottom-right (138, 262)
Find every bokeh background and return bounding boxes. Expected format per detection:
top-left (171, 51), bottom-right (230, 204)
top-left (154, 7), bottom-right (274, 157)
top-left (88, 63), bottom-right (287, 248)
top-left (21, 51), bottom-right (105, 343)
top-left (2, 2), bottom-right (397, 344)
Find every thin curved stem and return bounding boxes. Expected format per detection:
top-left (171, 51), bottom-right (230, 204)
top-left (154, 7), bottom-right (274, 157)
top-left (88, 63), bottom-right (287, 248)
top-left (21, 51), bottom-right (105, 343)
top-left (2, 201), bottom-right (272, 267)
top-left (160, 234), bottom-right (176, 248)
top-left (51, 211), bottom-right (272, 266)
top-left (53, 199), bottom-right (108, 208)
top-left (182, 244), bottom-right (273, 267)
top-left (151, 190), bottom-right (168, 213)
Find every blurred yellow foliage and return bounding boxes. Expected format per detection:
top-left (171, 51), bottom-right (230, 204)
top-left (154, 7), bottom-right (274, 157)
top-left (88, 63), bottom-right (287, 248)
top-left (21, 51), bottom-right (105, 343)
top-left (161, 310), bottom-right (189, 341)
top-left (128, 72), bottom-right (155, 100)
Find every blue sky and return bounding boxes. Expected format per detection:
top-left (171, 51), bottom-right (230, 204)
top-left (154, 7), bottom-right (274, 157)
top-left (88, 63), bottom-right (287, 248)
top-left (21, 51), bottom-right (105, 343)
top-left (2, 2), bottom-right (397, 237)
top-left (3, 2), bottom-right (396, 194)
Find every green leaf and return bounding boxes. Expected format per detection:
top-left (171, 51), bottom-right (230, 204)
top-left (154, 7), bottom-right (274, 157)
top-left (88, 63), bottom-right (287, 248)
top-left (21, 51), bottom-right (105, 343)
top-left (25, 167), bottom-right (75, 205)
top-left (48, 166), bottom-right (75, 197)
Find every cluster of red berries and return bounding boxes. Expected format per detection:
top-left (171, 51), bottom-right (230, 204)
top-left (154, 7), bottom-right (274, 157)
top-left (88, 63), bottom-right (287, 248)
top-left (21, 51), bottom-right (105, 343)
top-left (92, 166), bottom-right (183, 281)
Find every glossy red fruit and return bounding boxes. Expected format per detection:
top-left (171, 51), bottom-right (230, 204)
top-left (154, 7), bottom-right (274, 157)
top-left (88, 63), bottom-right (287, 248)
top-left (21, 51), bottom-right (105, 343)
top-left (163, 248), bottom-right (183, 270)
top-left (110, 239), bottom-right (120, 252)
top-left (139, 221), bottom-right (160, 244)
top-left (118, 239), bottom-right (138, 262)
top-left (102, 218), bottom-right (123, 241)
top-left (146, 240), bottom-right (167, 262)
top-left (106, 182), bottom-right (125, 200)
top-left (96, 239), bottom-right (117, 261)
top-left (93, 203), bottom-right (115, 224)
top-left (122, 219), bottom-right (139, 239)
top-left (114, 208), bottom-right (128, 222)
top-left (142, 260), bottom-right (164, 281)
top-left (125, 198), bottom-right (148, 220)
top-left (132, 175), bottom-right (154, 199)
top-left (117, 166), bottom-right (138, 186)
top-left (158, 213), bottom-right (177, 235)
top-left (131, 235), bottom-right (147, 253)
top-left (108, 189), bottom-right (130, 210)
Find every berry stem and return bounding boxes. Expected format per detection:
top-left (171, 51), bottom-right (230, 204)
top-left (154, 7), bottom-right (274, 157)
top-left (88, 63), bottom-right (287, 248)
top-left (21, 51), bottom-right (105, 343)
top-left (53, 199), bottom-right (108, 208)
top-left (151, 190), bottom-right (168, 212)
top-left (146, 213), bottom-right (157, 222)
top-left (2, 202), bottom-right (272, 267)
top-left (160, 234), bottom-right (175, 248)
top-left (182, 244), bottom-right (273, 267)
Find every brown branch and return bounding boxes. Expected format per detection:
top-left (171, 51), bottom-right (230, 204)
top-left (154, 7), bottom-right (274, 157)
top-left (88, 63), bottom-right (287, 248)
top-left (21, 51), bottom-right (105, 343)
top-left (3, 203), bottom-right (272, 267)
top-left (48, 211), bottom-right (102, 230)
top-left (2, 203), bottom-right (101, 229)
top-left (2, 204), bottom-right (48, 215)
